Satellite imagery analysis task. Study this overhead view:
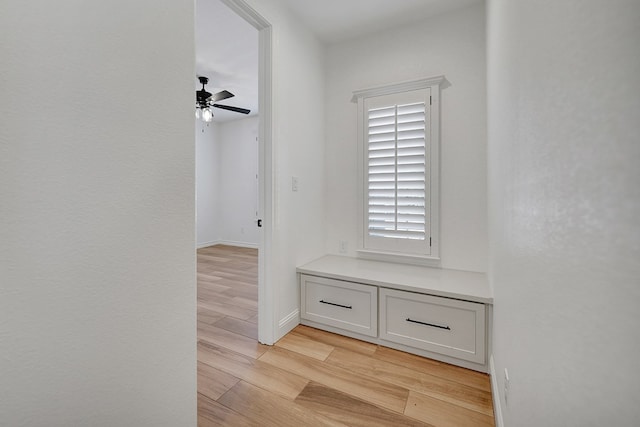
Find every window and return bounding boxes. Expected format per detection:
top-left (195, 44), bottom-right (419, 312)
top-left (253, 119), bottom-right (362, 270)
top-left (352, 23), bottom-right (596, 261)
top-left (352, 76), bottom-right (446, 265)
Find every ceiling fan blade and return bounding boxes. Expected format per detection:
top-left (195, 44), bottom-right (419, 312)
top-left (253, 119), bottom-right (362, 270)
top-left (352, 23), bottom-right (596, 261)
top-left (213, 104), bottom-right (251, 115)
top-left (209, 90), bottom-right (234, 103)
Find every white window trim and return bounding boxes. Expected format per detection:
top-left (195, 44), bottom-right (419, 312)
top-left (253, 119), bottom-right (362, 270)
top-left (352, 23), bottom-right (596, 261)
top-left (352, 76), bottom-right (448, 267)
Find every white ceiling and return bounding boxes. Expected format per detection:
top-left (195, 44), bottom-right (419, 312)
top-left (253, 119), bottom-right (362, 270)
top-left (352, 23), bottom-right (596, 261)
top-left (279, 0), bottom-right (483, 44)
top-left (195, 0), bottom-right (482, 122)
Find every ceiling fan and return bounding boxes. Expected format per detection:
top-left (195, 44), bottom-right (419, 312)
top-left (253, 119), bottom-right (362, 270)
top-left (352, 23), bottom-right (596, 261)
top-left (196, 76), bottom-right (250, 122)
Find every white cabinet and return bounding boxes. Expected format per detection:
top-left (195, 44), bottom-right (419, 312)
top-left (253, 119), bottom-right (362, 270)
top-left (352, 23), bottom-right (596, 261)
top-left (297, 255), bottom-right (493, 372)
top-left (301, 275), bottom-right (377, 337)
top-left (379, 288), bottom-right (485, 364)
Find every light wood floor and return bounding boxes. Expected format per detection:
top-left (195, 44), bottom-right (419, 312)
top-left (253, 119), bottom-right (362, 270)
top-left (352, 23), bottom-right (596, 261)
top-left (197, 245), bottom-right (495, 427)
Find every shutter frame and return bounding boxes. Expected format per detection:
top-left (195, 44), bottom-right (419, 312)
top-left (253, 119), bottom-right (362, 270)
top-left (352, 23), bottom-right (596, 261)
top-left (353, 76), bottom-right (446, 265)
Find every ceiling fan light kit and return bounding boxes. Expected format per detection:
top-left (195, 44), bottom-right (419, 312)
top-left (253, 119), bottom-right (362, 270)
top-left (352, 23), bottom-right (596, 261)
top-left (195, 76), bottom-right (250, 122)
top-left (201, 108), bottom-right (214, 122)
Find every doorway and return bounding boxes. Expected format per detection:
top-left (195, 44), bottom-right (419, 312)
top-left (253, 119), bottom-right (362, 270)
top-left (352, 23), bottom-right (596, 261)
top-left (195, 0), bottom-right (274, 344)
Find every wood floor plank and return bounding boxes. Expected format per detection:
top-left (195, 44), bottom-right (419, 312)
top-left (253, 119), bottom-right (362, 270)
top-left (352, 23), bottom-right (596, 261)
top-left (220, 282), bottom-right (260, 299)
top-left (198, 291), bottom-right (257, 311)
top-left (198, 245), bottom-right (257, 261)
top-left (404, 391), bottom-right (495, 427)
top-left (275, 331), bottom-right (335, 361)
top-left (197, 253), bottom-right (232, 263)
top-left (205, 273), bottom-right (257, 284)
top-left (218, 380), bottom-right (348, 427)
top-left (197, 308), bottom-right (226, 325)
top-left (197, 322), bottom-right (267, 359)
top-left (196, 275), bottom-right (229, 290)
top-left (198, 341), bottom-right (309, 400)
top-left (259, 346), bottom-right (409, 413)
top-left (197, 299), bottom-right (255, 321)
top-left (246, 313), bottom-right (259, 324)
top-left (230, 295), bottom-right (258, 309)
top-left (296, 381), bottom-right (431, 427)
top-left (206, 266), bottom-right (256, 277)
top-left (197, 286), bottom-right (232, 299)
top-left (292, 325), bottom-right (377, 356)
top-left (197, 416), bottom-right (218, 427)
top-left (197, 361), bottom-right (240, 400)
top-left (373, 346), bottom-right (491, 393)
top-left (327, 347), bottom-right (494, 416)
top-left (197, 393), bottom-right (258, 427)
top-left (198, 272), bottom-right (254, 284)
top-left (210, 261), bottom-right (257, 271)
top-left (197, 270), bottom-right (226, 279)
top-left (214, 316), bottom-right (258, 340)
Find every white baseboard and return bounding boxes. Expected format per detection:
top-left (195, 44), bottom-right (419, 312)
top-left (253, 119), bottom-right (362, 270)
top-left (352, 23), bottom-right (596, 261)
top-left (197, 240), bottom-right (259, 249)
top-left (197, 240), bottom-right (221, 249)
top-left (490, 355), bottom-right (505, 427)
top-left (216, 240), bottom-right (259, 249)
top-left (276, 309), bottom-right (300, 341)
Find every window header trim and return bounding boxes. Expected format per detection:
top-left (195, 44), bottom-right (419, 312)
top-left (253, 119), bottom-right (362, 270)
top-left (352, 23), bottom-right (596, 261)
top-left (351, 75), bottom-right (450, 103)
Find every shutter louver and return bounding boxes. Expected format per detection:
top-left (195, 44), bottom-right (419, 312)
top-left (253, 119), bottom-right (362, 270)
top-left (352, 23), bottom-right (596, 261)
top-left (367, 102), bottom-right (426, 241)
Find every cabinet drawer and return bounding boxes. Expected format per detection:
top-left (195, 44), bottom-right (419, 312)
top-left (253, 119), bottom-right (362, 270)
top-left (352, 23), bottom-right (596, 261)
top-left (380, 288), bottom-right (485, 364)
top-left (301, 275), bottom-right (377, 337)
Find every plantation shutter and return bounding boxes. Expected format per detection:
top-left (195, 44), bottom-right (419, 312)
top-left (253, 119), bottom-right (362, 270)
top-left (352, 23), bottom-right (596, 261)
top-left (354, 77), bottom-right (444, 261)
top-left (367, 99), bottom-right (427, 242)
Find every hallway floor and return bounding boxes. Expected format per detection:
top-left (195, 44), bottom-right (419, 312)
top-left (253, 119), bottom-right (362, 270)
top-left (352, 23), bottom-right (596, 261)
top-left (196, 244), bottom-right (495, 426)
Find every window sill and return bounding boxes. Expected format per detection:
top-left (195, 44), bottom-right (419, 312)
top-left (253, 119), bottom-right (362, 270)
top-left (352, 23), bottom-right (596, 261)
top-left (357, 249), bottom-right (441, 268)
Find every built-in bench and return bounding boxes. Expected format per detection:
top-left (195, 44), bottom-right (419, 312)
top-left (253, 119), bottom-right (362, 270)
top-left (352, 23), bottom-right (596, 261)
top-left (297, 255), bottom-right (493, 372)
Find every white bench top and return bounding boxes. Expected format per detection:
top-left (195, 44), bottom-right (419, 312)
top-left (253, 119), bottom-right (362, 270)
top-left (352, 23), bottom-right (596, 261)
top-left (297, 255), bottom-right (493, 304)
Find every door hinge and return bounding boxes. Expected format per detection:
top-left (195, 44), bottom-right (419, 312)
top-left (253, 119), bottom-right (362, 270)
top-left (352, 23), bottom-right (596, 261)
top-left (430, 237), bottom-right (432, 247)
top-left (429, 96), bottom-right (432, 105)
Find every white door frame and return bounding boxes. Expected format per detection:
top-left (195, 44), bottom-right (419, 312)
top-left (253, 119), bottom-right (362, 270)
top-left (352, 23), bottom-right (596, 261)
top-left (219, 0), bottom-right (275, 344)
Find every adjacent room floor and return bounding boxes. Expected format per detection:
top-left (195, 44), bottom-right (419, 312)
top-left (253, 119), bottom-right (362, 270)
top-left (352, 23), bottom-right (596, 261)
top-left (196, 244), bottom-right (495, 426)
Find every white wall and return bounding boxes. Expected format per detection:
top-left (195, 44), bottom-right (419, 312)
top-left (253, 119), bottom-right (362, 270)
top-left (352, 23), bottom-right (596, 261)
top-left (325, 3), bottom-right (488, 273)
top-left (487, 0), bottom-right (640, 425)
top-left (197, 116), bottom-right (260, 249)
top-left (218, 116), bottom-right (260, 247)
top-left (196, 122), bottom-right (220, 247)
top-left (239, 0), bottom-right (327, 338)
top-left (0, 1), bottom-right (196, 426)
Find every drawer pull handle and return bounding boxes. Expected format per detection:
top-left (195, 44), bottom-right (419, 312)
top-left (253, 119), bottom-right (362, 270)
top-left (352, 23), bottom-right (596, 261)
top-left (406, 318), bottom-right (451, 330)
top-left (320, 300), bottom-right (352, 310)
